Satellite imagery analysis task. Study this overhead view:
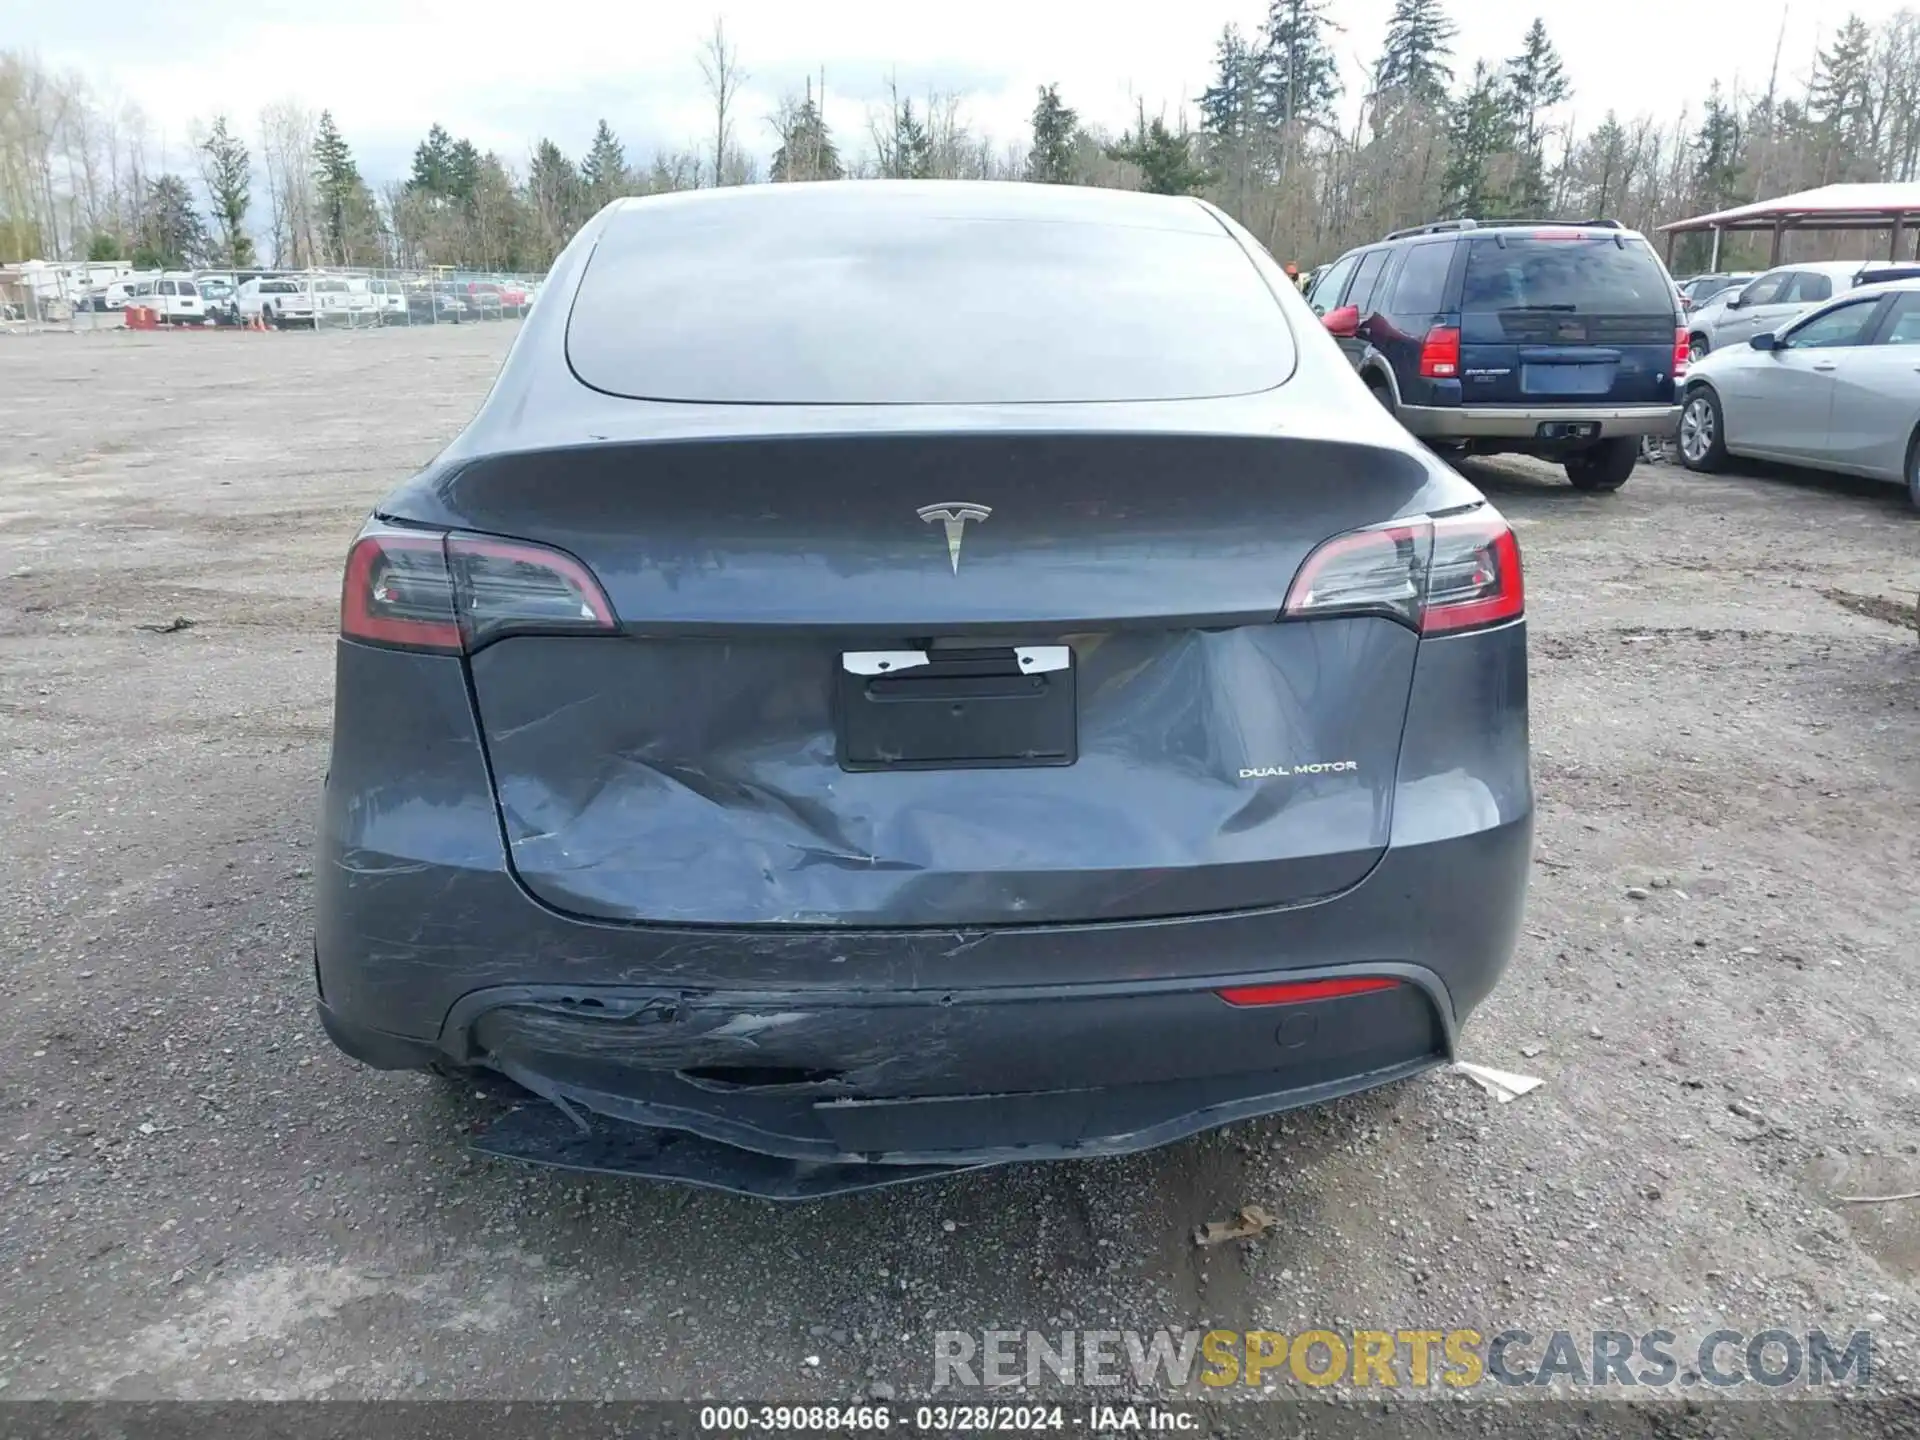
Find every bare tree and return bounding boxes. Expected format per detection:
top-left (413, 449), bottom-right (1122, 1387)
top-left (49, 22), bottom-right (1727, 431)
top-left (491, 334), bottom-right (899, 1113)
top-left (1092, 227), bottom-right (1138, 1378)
top-left (696, 17), bottom-right (746, 188)
top-left (258, 101), bottom-right (316, 267)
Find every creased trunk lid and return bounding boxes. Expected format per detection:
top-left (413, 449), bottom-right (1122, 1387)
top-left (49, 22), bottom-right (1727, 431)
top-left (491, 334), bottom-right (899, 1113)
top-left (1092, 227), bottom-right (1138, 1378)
top-left (413, 432), bottom-right (1439, 927)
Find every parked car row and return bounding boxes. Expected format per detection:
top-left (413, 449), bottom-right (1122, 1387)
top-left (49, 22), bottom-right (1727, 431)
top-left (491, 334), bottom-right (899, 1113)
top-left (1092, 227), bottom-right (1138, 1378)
top-left (76, 269), bottom-right (544, 327)
top-left (1684, 259), bottom-right (1920, 360)
top-left (1305, 217), bottom-right (1920, 507)
top-left (1679, 277), bottom-right (1920, 506)
top-left (1674, 271), bottom-right (1758, 312)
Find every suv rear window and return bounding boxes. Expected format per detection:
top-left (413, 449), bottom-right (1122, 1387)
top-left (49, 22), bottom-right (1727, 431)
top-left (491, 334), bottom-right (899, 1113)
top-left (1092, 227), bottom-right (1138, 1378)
top-left (568, 193), bottom-right (1297, 404)
top-left (1461, 237), bottom-right (1674, 314)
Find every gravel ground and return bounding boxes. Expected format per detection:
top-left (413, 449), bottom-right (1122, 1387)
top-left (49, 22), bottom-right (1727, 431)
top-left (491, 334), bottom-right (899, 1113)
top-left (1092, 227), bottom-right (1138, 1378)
top-left (1, 324), bottom-right (1917, 1407)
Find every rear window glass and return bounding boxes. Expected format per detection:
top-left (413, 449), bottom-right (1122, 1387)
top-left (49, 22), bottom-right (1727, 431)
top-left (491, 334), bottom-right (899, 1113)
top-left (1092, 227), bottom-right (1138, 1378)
top-left (568, 194), bottom-right (1297, 404)
top-left (1461, 237), bottom-right (1674, 314)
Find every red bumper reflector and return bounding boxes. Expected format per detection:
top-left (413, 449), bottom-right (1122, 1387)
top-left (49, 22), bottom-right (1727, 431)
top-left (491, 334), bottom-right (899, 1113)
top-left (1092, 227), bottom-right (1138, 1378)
top-left (1216, 976), bottom-right (1401, 1007)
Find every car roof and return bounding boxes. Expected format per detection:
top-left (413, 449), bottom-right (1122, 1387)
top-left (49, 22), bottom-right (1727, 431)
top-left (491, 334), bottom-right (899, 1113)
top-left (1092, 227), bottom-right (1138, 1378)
top-left (606, 178), bottom-right (1224, 234)
top-left (1847, 276), bottom-right (1920, 297)
top-left (1760, 259), bottom-right (1901, 277)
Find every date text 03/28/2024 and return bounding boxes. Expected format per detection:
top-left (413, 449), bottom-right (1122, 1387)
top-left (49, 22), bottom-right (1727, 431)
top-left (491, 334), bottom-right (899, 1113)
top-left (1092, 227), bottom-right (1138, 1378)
top-left (696, 1404), bottom-right (1187, 1432)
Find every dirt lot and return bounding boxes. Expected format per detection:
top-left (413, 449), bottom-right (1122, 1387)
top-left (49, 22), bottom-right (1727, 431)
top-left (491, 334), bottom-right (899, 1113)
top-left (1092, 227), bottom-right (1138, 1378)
top-left (1, 323), bottom-right (1917, 1406)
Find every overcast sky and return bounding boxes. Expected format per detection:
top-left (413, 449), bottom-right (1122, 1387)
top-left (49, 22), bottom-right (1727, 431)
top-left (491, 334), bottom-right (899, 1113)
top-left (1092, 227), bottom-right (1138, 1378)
top-left (4, 0), bottom-right (1902, 182)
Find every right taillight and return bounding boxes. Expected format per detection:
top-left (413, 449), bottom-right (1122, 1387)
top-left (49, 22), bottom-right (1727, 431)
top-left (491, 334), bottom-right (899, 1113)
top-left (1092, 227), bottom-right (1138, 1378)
top-left (341, 525), bottom-right (617, 654)
top-left (1420, 511), bottom-right (1525, 634)
top-left (1282, 507), bottom-right (1522, 637)
top-left (1418, 326), bottom-right (1461, 379)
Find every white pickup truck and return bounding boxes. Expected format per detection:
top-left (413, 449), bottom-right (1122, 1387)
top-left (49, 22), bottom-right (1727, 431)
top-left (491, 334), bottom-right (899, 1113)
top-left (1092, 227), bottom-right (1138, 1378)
top-left (236, 275), bottom-right (373, 328)
top-left (124, 273), bottom-right (208, 325)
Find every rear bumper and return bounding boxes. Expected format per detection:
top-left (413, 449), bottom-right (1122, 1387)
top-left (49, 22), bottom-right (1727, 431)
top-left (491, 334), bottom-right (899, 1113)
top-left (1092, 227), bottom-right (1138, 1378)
top-left (1399, 403), bottom-right (1681, 440)
top-left (321, 958), bottom-right (1458, 1174)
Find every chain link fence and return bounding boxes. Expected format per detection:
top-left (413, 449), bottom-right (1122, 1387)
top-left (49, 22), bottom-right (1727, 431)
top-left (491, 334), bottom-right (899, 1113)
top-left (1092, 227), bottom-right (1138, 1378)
top-left (1, 265), bottom-right (548, 335)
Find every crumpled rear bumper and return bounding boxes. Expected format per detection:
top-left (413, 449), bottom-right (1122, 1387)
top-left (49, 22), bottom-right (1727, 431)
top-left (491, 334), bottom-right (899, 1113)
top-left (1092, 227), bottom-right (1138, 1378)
top-left (320, 962), bottom-right (1453, 1197)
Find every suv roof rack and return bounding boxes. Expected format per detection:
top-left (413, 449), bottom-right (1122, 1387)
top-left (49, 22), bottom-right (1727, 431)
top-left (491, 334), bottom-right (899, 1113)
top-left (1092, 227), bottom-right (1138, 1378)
top-left (1384, 217), bottom-right (1625, 241)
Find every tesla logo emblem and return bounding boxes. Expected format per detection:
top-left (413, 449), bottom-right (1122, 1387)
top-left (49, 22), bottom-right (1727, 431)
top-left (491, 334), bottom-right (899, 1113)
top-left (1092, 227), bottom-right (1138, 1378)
top-left (917, 502), bottom-right (991, 573)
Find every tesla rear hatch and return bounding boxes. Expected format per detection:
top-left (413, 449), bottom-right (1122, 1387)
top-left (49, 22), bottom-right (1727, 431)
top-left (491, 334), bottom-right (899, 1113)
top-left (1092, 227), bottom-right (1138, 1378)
top-left (368, 191), bottom-right (1517, 930)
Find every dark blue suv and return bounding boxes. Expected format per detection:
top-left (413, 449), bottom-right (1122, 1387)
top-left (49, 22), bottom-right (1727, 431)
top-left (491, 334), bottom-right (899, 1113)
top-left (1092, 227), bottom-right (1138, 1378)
top-left (1306, 218), bottom-right (1686, 491)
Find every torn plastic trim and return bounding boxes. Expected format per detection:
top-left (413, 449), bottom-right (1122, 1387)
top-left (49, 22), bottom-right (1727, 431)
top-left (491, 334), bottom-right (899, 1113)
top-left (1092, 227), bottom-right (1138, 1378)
top-left (435, 960), bottom-right (1462, 1066)
top-left (473, 1050), bottom-right (1449, 1183)
top-left (471, 1101), bottom-right (984, 1201)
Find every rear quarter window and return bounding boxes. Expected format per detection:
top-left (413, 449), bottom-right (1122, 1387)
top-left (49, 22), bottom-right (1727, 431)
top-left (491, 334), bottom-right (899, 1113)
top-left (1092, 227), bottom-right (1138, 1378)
top-left (1787, 273), bottom-right (1834, 303)
top-left (1462, 237), bottom-right (1675, 314)
top-left (568, 195), bottom-right (1298, 404)
top-left (1346, 249), bottom-right (1391, 314)
top-left (1388, 242), bottom-right (1454, 313)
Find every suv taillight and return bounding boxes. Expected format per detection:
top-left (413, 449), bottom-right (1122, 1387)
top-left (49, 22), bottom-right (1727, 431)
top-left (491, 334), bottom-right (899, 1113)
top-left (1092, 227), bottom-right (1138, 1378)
top-left (341, 525), bottom-right (617, 654)
top-left (1282, 508), bottom-right (1523, 637)
top-left (1672, 327), bottom-right (1690, 378)
top-left (1418, 326), bottom-right (1461, 379)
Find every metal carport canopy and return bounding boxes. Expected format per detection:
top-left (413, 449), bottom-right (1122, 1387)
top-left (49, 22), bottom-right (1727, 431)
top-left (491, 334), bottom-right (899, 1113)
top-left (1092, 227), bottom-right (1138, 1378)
top-left (1658, 183), bottom-right (1920, 268)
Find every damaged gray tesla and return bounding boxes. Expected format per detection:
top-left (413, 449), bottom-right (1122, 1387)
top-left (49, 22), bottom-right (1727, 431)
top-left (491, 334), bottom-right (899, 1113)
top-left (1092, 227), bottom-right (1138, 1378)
top-left (316, 181), bottom-right (1533, 1199)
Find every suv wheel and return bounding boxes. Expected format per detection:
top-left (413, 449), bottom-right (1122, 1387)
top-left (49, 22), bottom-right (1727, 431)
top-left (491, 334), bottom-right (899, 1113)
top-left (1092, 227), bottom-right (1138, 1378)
top-left (1679, 388), bottom-right (1728, 473)
top-left (1907, 430), bottom-right (1920, 510)
top-left (1688, 332), bottom-right (1710, 365)
top-left (1564, 436), bottom-right (1639, 492)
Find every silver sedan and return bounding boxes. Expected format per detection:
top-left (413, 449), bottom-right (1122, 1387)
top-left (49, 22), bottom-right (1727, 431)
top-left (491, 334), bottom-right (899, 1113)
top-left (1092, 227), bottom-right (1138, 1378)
top-left (1678, 279), bottom-right (1920, 508)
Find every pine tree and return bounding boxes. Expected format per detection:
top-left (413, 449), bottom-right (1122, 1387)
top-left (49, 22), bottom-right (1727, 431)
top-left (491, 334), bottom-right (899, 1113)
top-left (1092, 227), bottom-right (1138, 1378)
top-left (1501, 18), bottom-right (1571, 211)
top-left (133, 175), bottom-right (207, 270)
top-left (891, 99), bottom-right (934, 180)
top-left (772, 84), bottom-right (843, 182)
top-left (198, 114), bottom-right (255, 268)
top-left (1199, 27), bottom-right (1262, 140)
top-left (409, 124), bottom-right (458, 196)
top-left (1375, 0), bottom-right (1457, 112)
top-left (1025, 84), bottom-right (1079, 184)
top-left (527, 138), bottom-right (580, 249)
top-left (1809, 16), bottom-right (1877, 183)
top-left (1200, 26), bottom-right (1267, 210)
top-left (1258, 0), bottom-right (1343, 131)
top-left (1676, 85), bottom-right (1743, 271)
top-left (580, 120), bottom-right (628, 205)
top-left (446, 139), bottom-right (481, 204)
top-left (312, 111), bottom-right (378, 264)
top-left (1106, 107), bottom-right (1214, 195)
top-left (1442, 61), bottom-right (1517, 218)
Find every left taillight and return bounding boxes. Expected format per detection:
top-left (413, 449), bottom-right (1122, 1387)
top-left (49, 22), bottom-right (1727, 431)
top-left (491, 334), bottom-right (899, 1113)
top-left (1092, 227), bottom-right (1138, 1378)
top-left (341, 526), bottom-right (617, 654)
top-left (1282, 507), bottom-right (1523, 636)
